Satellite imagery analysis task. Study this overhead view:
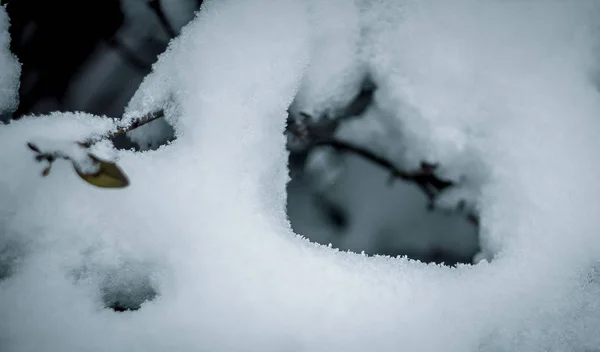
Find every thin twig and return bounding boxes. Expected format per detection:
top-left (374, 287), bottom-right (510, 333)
top-left (290, 110), bottom-right (479, 225)
top-left (313, 137), bottom-right (480, 226)
top-left (291, 111), bottom-right (454, 203)
top-left (313, 138), bottom-right (454, 205)
top-left (80, 109), bottom-right (165, 147)
top-left (314, 139), bottom-right (409, 179)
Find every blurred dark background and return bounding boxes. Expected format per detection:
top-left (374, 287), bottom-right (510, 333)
top-left (3, 0), bottom-right (200, 119)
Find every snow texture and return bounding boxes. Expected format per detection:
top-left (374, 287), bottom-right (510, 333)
top-left (0, 5), bottom-right (20, 118)
top-left (2, 0), bottom-right (600, 351)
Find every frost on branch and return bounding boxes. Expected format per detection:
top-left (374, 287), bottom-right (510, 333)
top-left (2, 1), bottom-right (600, 352)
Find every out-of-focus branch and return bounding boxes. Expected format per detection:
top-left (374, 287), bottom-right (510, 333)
top-left (289, 111), bottom-right (480, 226)
top-left (313, 138), bottom-right (453, 204)
top-left (105, 37), bottom-right (153, 73)
top-left (148, 0), bottom-right (177, 39)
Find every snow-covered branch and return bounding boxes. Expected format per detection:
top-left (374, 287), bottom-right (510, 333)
top-left (23, 109), bottom-right (163, 188)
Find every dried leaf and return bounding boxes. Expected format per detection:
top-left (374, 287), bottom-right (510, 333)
top-left (42, 166), bottom-right (51, 177)
top-left (74, 154), bottom-right (129, 188)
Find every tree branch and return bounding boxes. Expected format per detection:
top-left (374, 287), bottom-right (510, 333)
top-left (79, 109), bottom-right (165, 148)
top-left (24, 105), bottom-right (480, 227)
top-left (289, 111), bottom-right (479, 226)
top-left (105, 37), bottom-right (153, 73)
top-left (148, 0), bottom-right (177, 39)
top-left (25, 110), bottom-right (164, 187)
top-left (312, 138), bottom-right (453, 206)
top-left (85, 108), bottom-right (477, 228)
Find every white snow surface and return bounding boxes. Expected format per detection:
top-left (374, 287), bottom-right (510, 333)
top-left (2, 0), bottom-right (600, 351)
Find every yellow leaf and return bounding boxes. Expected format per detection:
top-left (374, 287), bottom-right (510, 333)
top-left (74, 154), bottom-right (130, 189)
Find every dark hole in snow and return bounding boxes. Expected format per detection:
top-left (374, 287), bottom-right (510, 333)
top-left (73, 260), bottom-right (161, 313)
top-left (101, 272), bottom-right (158, 312)
top-left (103, 280), bottom-right (158, 312)
top-left (72, 258), bottom-right (160, 312)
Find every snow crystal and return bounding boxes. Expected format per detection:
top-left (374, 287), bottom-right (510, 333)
top-left (1, 0), bottom-right (600, 351)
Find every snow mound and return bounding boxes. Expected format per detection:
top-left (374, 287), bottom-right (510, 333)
top-left (1, 1), bottom-right (600, 351)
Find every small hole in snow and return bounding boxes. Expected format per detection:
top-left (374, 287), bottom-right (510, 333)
top-left (100, 266), bottom-right (159, 312)
top-left (74, 260), bottom-right (160, 312)
top-left (102, 278), bottom-right (158, 312)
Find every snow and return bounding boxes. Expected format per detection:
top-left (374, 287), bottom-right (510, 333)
top-left (289, 0), bottom-right (365, 120)
top-left (2, 0), bottom-right (600, 351)
top-left (0, 4), bottom-right (20, 119)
